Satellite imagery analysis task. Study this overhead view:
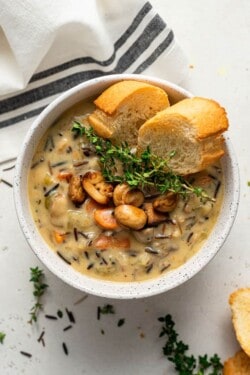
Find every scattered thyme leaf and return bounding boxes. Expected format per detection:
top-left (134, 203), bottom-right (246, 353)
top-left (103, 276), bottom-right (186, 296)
top-left (28, 267), bottom-right (48, 324)
top-left (0, 332), bottom-right (6, 344)
top-left (97, 304), bottom-right (115, 320)
top-left (117, 318), bottom-right (125, 327)
top-left (57, 310), bottom-right (63, 319)
top-left (158, 314), bottom-right (223, 374)
top-left (248, 181), bottom-right (250, 187)
top-left (72, 122), bottom-right (214, 202)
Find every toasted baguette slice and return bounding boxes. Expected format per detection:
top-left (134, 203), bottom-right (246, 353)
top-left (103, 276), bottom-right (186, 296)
top-left (229, 288), bottom-right (250, 357)
top-left (138, 97), bottom-right (228, 175)
top-left (88, 80), bottom-right (169, 146)
top-left (224, 350), bottom-right (250, 375)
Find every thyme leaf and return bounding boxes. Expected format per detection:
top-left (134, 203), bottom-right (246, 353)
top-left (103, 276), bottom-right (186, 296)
top-left (97, 304), bottom-right (115, 320)
top-left (117, 318), bottom-right (125, 327)
top-left (158, 314), bottom-right (223, 374)
top-left (0, 332), bottom-right (6, 344)
top-left (72, 122), bottom-right (214, 202)
top-left (28, 267), bottom-right (48, 324)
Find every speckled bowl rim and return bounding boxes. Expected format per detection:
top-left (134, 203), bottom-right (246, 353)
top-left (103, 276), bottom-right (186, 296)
top-left (14, 74), bottom-right (240, 299)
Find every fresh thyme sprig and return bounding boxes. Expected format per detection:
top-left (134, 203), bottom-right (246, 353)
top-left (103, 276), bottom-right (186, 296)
top-left (158, 314), bottom-right (223, 375)
top-left (28, 267), bottom-right (48, 324)
top-left (0, 332), bottom-right (6, 344)
top-left (72, 122), bottom-right (213, 201)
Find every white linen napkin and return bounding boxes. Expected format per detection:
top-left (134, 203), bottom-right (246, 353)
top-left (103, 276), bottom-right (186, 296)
top-left (0, 0), bottom-right (188, 163)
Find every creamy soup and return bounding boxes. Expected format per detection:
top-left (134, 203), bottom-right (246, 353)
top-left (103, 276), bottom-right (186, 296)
top-left (28, 99), bottom-right (224, 282)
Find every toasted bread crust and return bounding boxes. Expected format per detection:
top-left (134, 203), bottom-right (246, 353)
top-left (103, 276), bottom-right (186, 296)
top-left (224, 350), bottom-right (250, 375)
top-left (162, 97), bottom-right (229, 139)
top-left (137, 97), bottom-right (228, 175)
top-left (93, 80), bottom-right (169, 115)
top-left (88, 80), bottom-right (169, 146)
top-left (87, 110), bottom-right (114, 138)
top-left (88, 83), bottom-right (228, 175)
top-left (229, 288), bottom-right (250, 357)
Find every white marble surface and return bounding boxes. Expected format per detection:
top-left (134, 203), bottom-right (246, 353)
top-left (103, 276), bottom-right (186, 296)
top-left (0, 0), bottom-right (250, 374)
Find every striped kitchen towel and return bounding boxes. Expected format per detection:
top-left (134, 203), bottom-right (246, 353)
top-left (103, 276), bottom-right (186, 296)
top-left (0, 0), bottom-right (188, 163)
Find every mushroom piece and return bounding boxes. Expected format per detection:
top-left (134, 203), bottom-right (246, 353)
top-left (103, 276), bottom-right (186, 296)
top-left (114, 205), bottom-right (147, 230)
top-left (94, 208), bottom-right (120, 230)
top-left (82, 171), bottom-right (113, 205)
top-left (113, 183), bottom-right (144, 207)
top-left (143, 203), bottom-right (168, 226)
top-left (68, 175), bottom-right (86, 204)
top-left (153, 192), bottom-right (178, 213)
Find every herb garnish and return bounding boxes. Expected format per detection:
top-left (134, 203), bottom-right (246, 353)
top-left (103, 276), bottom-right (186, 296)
top-left (158, 314), bottom-right (223, 374)
top-left (97, 304), bottom-right (115, 320)
top-left (117, 318), bottom-right (125, 327)
top-left (0, 332), bottom-right (6, 344)
top-left (57, 310), bottom-right (63, 318)
top-left (72, 122), bottom-right (213, 201)
top-left (28, 267), bottom-right (48, 324)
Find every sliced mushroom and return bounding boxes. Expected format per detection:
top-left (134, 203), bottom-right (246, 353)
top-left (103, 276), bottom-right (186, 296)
top-left (113, 183), bottom-right (129, 206)
top-left (93, 233), bottom-right (130, 249)
top-left (94, 208), bottom-right (120, 230)
top-left (143, 203), bottom-right (168, 226)
top-left (82, 171), bottom-right (113, 205)
top-left (114, 205), bottom-right (147, 230)
top-left (153, 192), bottom-right (178, 213)
top-left (68, 175), bottom-right (86, 204)
top-left (113, 183), bottom-right (144, 207)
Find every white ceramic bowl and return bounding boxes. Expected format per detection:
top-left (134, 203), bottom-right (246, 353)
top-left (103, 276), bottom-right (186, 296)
top-left (14, 74), bottom-right (240, 299)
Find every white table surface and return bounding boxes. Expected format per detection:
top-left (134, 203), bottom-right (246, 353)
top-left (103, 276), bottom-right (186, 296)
top-left (1, 1), bottom-right (250, 374)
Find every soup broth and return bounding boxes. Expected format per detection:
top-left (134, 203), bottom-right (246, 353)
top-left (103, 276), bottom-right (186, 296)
top-left (28, 99), bottom-right (224, 282)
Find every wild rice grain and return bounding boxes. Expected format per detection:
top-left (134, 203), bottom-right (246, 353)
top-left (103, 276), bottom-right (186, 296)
top-left (73, 227), bottom-right (78, 242)
top-left (65, 308), bottom-right (75, 324)
top-left (37, 331), bottom-right (45, 342)
top-left (97, 306), bottom-right (101, 320)
top-left (45, 314), bottom-right (58, 320)
top-left (44, 183), bottom-right (59, 197)
top-left (57, 251), bottom-right (71, 265)
top-left (20, 351), bottom-right (32, 358)
top-left (63, 325), bottom-right (72, 331)
top-left (62, 342), bottom-right (68, 355)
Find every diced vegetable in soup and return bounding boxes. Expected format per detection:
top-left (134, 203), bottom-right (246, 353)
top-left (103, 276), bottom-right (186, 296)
top-left (28, 99), bottom-right (224, 282)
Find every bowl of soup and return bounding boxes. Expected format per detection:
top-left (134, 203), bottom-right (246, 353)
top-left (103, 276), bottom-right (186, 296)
top-left (14, 74), bottom-right (239, 298)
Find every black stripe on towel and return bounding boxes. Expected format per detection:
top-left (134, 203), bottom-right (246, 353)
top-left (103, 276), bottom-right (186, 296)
top-left (133, 30), bottom-right (174, 73)
top-left (0, 30), bottom-right (174, 129)
top-left (0, 106), bottom-right (47, 129)
top-left (0, 14), bottom-right (167, 116)
top-left (31, 2), bottom-right (153, 81)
